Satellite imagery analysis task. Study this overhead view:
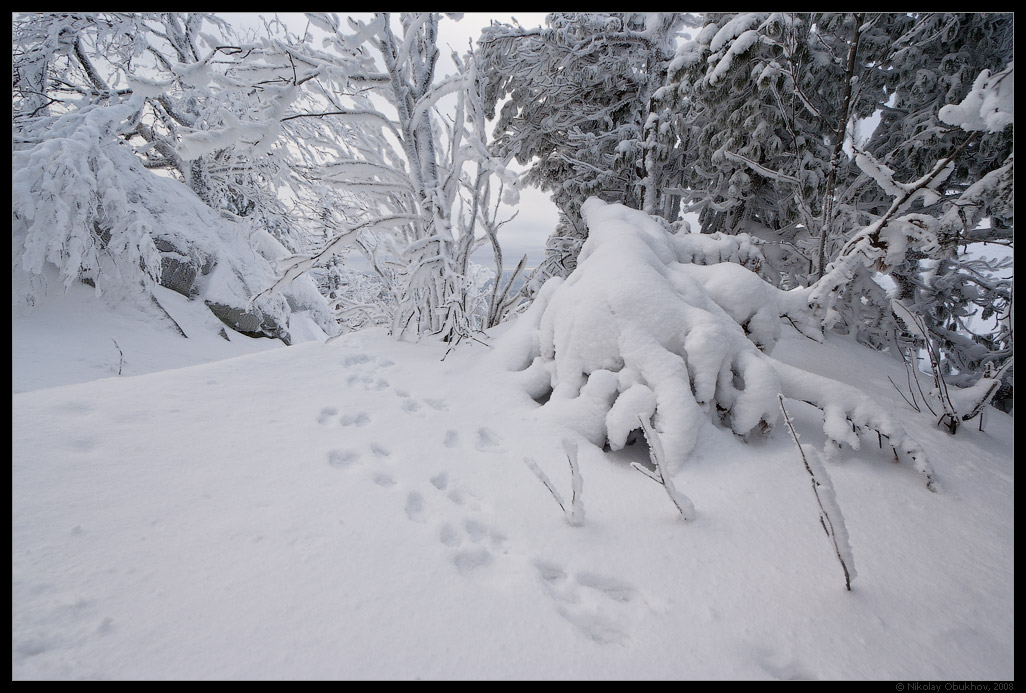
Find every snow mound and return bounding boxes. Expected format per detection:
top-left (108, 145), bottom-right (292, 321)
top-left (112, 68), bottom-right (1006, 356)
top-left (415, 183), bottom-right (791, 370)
top-left (496, 198), bottom-right (937, 490)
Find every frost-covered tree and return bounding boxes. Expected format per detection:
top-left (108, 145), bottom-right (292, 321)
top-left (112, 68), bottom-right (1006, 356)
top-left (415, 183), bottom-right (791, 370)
top-left (666, 13), bottom-right (902, 284)
top-left (13, 12), bottom-right (524, 344)
top-left (664, 12), bottom-right (1012, 410)
top-left (12, 12), bottom-right (339, 341)
top-left (476, 12), bottom-right (688, 279)
top-left (809, 58), bottom-right (1014, 426)
top-left (857, 15), bottom-right (1014, 404)
top-left (250, 12), bottom-right (521, 342)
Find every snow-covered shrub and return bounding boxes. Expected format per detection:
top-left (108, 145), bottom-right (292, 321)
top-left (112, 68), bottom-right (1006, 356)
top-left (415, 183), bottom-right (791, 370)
top-left (496, 199), bottom-right (937, 490)
top-left (12, 101), bottom-right (163, 303)
top-left (12, 99), bottom-right (338, 344)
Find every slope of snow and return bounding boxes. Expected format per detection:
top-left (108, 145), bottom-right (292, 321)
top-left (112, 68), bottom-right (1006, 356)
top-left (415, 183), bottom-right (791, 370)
top-left (12, 281), bottom-right (285, 394)
top-left (12, 302), bottom-right (1014, 679)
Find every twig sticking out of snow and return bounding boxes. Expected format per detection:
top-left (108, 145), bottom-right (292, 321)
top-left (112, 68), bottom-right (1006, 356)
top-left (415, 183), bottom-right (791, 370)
top-left (111, 338), bottom-right (124, 376)
top-left (632, 416), bottom-right (696, 521)
top-left (522, 438), bottom-right (585, 526)
top-left (778, 395), bottom-right (856, 592)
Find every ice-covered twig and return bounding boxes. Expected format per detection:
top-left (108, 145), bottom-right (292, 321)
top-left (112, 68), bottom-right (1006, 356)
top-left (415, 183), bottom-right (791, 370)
top-left (563, 439), bottom-right (585, 527)
top-left (633, 416), bottom-right (696, 521)
top-left (778, 395), bottom-right (856, 591)
top-left (892, 300), bottom-right (959, 432)
top-left (522, 438), bottom-right (585, 526)
top-left (774, 359), bottom-right (940, 493)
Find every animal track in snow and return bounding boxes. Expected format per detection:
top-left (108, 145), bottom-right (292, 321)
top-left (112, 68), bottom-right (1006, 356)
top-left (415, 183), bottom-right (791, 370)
top-left (401, 399), bottom-right (422, 415)
top-left (439, 523), bottom-right (461, 547)
top-left (346, 374), bottom-right (389, 391)
top-left (339, 412), bottom-right (371, 427)
top-left (404, 492), bottom-right (426, 523)
top-left (317, 406), bottom-right (338, 425)
top-left (444, 430), bottom-right (460, 448)
top-left (423, 398), bottom-right (448, 411)
top-left (427, 470), bottom-right (475, 507)
top-left (341, 353), bottom-right (373, 367)
top-left (327, 449), bottom-right (360, 469)
top-left (452, 547), bottom-right (493, 575)
top-left (533, 560), bottom-right (637, 645)
top-left (373, 473), bottom-right (396, 488)
top-left (751, 646), bottom-right (820, 681)
top-left (370, 443), bottom-right (391, 459)
top-left (475, 427), bottom-right (502, 451)
top-left (575, 572), bottom-right (638, 603)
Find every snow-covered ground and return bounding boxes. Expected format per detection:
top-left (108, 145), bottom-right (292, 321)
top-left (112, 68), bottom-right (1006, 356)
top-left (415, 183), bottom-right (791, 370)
top-left (12, 281), bottom-right (1013, 680)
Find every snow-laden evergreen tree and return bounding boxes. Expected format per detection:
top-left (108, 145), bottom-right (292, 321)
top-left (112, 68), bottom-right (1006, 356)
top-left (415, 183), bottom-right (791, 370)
top-left (666, 13), bottom-right (901, 284)
top-left (664, 12), bottom-right (1013, 412)
top-left (475, 12), bottom-right (688, 280)
top-left (857, 14), bottom-right (1014, 406)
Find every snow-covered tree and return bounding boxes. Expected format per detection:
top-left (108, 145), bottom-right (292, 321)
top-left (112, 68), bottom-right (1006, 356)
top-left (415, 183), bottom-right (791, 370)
top-left (496, 198), bottom-right (938, 493)
top-left (663, 12), bottom-right (1012, 411)
top-left (476, 13), bottom-right (688, 279)
top-left (809, 58), bottom-right (1014, 426)
top-left (12, 12), bottom-right (339, 341)
top-left (666, 13), bottom-right (903, 284)
top-left (858, 15), bottom-right (1014, 406)
top-left (249, 12), bottom-right (522, 342)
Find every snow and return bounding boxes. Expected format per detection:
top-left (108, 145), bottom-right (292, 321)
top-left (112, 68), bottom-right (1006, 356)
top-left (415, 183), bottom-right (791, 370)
top-left (938, 62), bottom-right (1014, 134)
top-left (13, 207), bottom-right (1014, 681)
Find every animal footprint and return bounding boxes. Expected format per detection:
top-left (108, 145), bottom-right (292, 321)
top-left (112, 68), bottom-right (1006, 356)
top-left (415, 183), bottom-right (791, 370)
top-left (576, 572), bottom-right (637, 603)
top-left (401, 399), bottom-right (422, 415)
top-left (404, 492), bottom-right (426, 523)
top-left (370, 443), bottom-right (391, 459)
top-left (533, 561), bottom-right (636, 646)
top-left (342, 353), bottom-right (372, 367)
top-left (372, 473), bottom-right (396, 488)
top-left (347, 374), bottom-right (389, 391)
top-left (475, 427), bottom-right (502, 451)
top-left (328, 449), bottom-right (360, 469)
top-left (317, 407), bottom-right (338, 425)
top-left (439, 523), bottom-right (461, 547)
top-left (464, 518), bottom-right (506, 550)
top-left (427, 471), bottom-right (472, 507)
top-left (424, 398), bottom-right (448, 411)
top-left (444, 430), bottom-right (460, 448)
top-left (452, 547), bottom-right (493, 575)
top-left (340, 412), bottom-right (371, 427)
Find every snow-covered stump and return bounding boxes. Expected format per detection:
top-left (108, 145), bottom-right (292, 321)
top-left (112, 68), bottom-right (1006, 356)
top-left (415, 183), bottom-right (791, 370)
top-left (495, 198), bottom-right (939, 508)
